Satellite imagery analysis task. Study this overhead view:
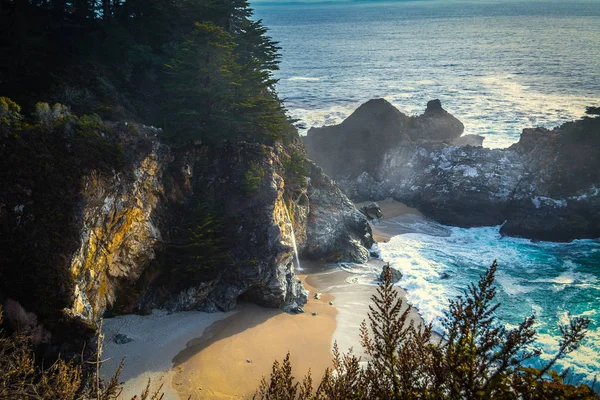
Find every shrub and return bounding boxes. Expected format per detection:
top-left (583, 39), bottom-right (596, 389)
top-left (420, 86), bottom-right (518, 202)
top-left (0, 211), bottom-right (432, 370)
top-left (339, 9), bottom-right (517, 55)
top-left (0, 305), bottom-right (163, 399)
top-left (245, 161), bottom-right (265, 193)
top-left (282, 149), bottom-right (308, 189)
top-left (0, 96), bottom-right (23, 130)
top-left (33, 102), bottom-right (72, 130)
top-left (255, 261), bottom-right (598, 399)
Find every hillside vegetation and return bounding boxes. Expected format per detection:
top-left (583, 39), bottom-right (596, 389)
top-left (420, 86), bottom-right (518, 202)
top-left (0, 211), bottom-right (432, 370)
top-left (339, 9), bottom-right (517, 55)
top-left (0, 0), bottom-right (296, 144)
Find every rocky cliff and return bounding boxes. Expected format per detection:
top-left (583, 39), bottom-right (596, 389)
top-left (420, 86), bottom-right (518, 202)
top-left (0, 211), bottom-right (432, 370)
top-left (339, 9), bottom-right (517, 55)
top-left (1, 120), bottom-right (373, 350)
top-left (304, 99), bottom-right (600, 242)
top-left (68, 134), bottom-right (374, 322)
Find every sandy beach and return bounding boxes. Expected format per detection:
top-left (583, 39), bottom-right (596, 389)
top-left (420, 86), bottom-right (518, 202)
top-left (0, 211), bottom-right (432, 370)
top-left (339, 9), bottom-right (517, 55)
top-left (171, 275), bottom-right (336, 399)
top-left (355, 198), bottom-right (423, 242)
top-left (101, 198), bottom-right (427, 399)
top-left (101, 310), bottom-right (236, 398)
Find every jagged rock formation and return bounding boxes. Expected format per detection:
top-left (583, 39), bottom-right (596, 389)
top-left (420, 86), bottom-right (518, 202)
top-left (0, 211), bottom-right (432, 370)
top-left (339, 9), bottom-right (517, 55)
top-left (304, 99), bottom-right (600, 242)
top-left (303, 98), bottom-right (464, 180)
top-left (2, 125), bottom-right (372, 328)
top-left (300, 162), bottom-right (374, 263)
top-left (359, 202), bottom-right (383, 221)
top-left (1, 119), bottom-right (374, 353)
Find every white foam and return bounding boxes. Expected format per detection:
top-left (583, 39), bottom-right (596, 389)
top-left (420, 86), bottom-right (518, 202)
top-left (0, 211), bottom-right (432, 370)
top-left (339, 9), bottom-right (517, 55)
top-left (374, 220), bottom-right (600, 382)
top-left (288, 76), bottom-right (321, 81)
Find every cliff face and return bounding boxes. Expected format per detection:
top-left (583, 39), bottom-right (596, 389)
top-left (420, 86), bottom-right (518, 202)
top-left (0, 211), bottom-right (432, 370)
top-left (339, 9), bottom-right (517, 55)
top-left (302, 161), bottom-right (374, 262)
top-left (68, 129), bottom-right (168, 321)
top-left (305, 99), bottom-right (600, 242)
top-left (62, 130), bottom-right (373, 324)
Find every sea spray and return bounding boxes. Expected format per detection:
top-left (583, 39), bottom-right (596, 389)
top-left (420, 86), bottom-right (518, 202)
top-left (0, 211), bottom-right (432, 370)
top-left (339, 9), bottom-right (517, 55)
top-left (333, 220), bottom-right (600, 382)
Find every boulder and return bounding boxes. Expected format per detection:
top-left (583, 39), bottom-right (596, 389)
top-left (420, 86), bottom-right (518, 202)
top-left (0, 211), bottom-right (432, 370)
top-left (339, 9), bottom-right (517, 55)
top-left (113, 333), bottom-right (134, 345)
top-left (453, 134), bottom-right (485, 147)
top-left (359, 202), bottom-right (383, 220)
top-left (380, 264), bottom-right (402, 283)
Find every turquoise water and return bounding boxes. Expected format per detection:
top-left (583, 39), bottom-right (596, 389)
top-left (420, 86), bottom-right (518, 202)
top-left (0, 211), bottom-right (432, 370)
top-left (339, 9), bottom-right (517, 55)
top-left (253, 0), bottom-right (600, 148)
top-left (372, 223), bottom-right (600, 384)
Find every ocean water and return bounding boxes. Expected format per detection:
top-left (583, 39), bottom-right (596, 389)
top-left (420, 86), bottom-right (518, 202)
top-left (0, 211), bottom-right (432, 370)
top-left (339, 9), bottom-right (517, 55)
top-left (341, 221), bottom-right (600, 384)
top-left (251, 0), bottom-right (600, 385)
top-left (253, 0), bottom-right (600, 148)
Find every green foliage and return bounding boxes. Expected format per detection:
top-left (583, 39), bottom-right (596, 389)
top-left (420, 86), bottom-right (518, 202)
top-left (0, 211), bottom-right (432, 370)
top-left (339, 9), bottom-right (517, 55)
top-left (0, 97), bottom-right (23, 130)
top-left (245, 161), bottom-right (265, 193)
top-left (33, 102), bottom-right (72, 128)
top-left (165, 22), bottom-right (241, 140)
top-left (0, 0), bottom-right (295, 146)
top-left (255, 261), bottom-right (598, 399)
top-left (282, 148), bottom-right (309, 189)
top-left (166, 200), bottom-right (232, 287)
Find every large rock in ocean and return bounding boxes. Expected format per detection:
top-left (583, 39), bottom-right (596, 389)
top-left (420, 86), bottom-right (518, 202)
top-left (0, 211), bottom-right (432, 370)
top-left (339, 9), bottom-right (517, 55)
top-left (303, 98), bottom-right (464, 181)
top-left (305, 99), bottom-right (600, 242)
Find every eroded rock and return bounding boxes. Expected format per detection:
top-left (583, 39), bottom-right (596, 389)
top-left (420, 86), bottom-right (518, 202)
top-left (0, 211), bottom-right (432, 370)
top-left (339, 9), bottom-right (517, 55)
top-left (307, 99), bottom-right (600, 242)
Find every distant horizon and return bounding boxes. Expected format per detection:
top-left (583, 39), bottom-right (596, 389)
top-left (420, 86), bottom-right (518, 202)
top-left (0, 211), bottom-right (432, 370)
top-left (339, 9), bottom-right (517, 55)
top-left (250, 0), bottom-right (598, 6)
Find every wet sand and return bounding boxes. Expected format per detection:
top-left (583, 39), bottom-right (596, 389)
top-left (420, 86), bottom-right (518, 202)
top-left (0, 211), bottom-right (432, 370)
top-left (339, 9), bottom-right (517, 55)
top-left (303, 259), bottom-right (427, 358)
top-left (172, 259), bottom-right (430, 400)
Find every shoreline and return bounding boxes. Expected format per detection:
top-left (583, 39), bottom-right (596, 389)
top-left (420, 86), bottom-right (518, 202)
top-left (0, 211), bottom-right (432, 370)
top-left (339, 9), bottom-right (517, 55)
top-left (101, 198), bottom-right (430, 399)
top-left (172, 274), bottom-right (337, 399)
top-left (355, 198), bottom-right (423, 243)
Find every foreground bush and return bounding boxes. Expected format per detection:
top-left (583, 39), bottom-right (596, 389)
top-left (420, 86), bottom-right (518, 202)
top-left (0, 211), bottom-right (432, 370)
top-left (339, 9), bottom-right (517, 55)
top-left (0, 306), bottom-right (162, 399)
top-left (256, 261), bottom-right (598, 399)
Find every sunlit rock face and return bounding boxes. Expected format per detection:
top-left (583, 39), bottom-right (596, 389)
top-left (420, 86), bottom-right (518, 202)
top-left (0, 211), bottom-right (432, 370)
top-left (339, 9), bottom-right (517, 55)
top-left (65, 133), bottom-right (373, 323)
top-left (302, 162), bottom-right (374, 263)
top-left (306, 99), bottom-right (600, 242)
top-left (68, 132), bottom-right (168, 321)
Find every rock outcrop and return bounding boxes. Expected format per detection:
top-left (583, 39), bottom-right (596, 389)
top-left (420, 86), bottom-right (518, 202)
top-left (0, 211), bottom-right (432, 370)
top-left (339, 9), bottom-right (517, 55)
top-left (301, 162), bottom-right (374, 263)
top-left (1, 121), bottom-right (373, 342)
top-left (69, 138), bottom-right (373, 322)
top-left (303, 98), bottom-right (464, 181)
top-left (304, 99), bottom-right (600, 242)
top-left (359, 202), bottom-right (383, 220)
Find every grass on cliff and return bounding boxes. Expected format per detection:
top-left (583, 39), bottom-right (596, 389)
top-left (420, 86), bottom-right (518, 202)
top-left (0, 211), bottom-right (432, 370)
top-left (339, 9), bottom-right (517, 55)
top-left (255, 261), bottom-right (598, 399)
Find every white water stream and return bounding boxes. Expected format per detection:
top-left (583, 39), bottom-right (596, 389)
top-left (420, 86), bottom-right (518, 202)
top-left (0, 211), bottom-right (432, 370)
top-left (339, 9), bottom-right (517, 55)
top-left (285, 202), bottom-right (302, 271)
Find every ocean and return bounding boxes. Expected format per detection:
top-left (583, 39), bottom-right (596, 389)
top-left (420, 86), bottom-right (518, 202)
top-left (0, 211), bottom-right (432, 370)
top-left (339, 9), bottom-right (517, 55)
top-left (253, 0), bottom-right (600, 148)
top-left (252, 0), bottom-right (600, 385)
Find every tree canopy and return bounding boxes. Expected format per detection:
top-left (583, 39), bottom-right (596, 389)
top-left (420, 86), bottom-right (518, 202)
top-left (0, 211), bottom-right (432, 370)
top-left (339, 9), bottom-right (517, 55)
top-left (0, 0), bottom-right (295, 144)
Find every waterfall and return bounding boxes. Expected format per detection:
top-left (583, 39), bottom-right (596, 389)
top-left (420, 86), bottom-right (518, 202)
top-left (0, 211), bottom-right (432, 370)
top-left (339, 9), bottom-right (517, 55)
top-left (285, 201), bottom-right (302, 271)
top-left (289, 224), bottom-right (302, 271)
